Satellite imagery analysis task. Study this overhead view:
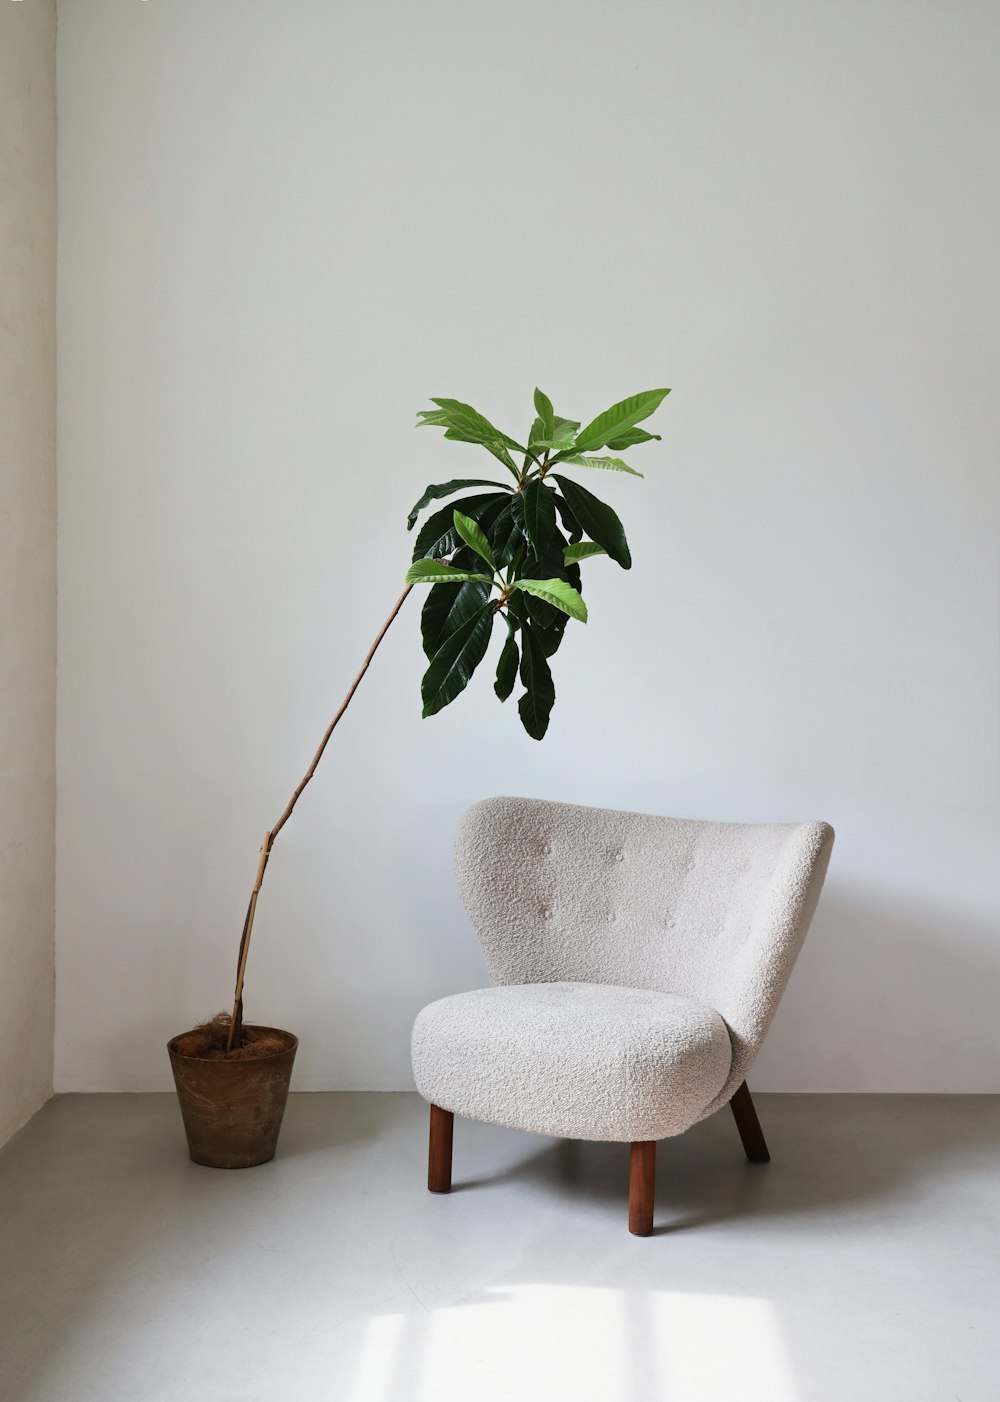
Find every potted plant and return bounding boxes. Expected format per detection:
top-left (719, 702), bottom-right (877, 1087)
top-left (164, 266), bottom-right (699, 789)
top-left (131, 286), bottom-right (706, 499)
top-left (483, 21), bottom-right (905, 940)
top-left (167, 386), bottom-right (670, 1167)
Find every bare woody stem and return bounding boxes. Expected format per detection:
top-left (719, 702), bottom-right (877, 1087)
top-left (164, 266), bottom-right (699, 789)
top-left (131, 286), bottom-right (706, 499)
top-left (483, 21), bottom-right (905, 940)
top-left (226, 582), bottom-right (414, 1051)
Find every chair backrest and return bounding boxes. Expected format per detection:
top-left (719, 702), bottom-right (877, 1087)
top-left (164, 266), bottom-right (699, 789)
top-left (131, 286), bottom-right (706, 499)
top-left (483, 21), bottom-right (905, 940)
top-left (453, 796), bottom-right (834, 1115)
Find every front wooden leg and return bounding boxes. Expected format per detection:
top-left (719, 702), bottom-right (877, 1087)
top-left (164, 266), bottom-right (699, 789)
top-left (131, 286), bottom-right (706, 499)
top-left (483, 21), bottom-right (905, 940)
top-left (729, 1081), bottom-right (770, 1163)
top-left (427, 1104), bottom-right (454, 1193)
top-left (629, 1140), bottom-right (656, 1236)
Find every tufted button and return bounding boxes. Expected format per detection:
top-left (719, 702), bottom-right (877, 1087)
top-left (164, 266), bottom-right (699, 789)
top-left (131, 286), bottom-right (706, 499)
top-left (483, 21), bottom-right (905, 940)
top-left (615, 851), bottom-right (625, 863)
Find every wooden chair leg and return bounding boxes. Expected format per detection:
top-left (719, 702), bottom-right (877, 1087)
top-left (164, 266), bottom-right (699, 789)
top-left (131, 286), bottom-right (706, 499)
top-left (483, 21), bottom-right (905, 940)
top-left (629, 1140), bottom-right (655, 1236)
top-left (729, 1081), bottom-right (770, 1162)
top-left (427, 1104), bottom-right (454, 1193)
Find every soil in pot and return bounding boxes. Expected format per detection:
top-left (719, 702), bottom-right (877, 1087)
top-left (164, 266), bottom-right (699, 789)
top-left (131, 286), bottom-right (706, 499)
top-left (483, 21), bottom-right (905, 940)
top-left (168, 1014), bottom-right (298, 1169)
top-left (171, 1014), bottom-right (291, 1060)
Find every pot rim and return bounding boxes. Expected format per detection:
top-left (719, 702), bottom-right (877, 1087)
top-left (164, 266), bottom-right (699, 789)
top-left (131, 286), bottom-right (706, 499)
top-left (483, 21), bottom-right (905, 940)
top-left (167, 1024), bottom-right (299, 1062)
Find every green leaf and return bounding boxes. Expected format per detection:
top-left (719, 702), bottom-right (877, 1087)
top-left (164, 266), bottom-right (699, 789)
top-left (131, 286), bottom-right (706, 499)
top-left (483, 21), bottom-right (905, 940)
top-left (405, 559), bottom-right (493, 586)
top-left (511, 577), bottom-right (588, 622)
top-left (443, 429), bottom-right (519, 474)
top-left (563, 541), bottom-right (606, 563)
top-left (421, 577), bottom-right (490, 660)
top-left (521, 480), bottom-right (557, 556)
top-left (406, 479), bottom-right (508, 531)
top-left (517, 539), bottom-right (574, 635)
top-left (517, 624), bottom-right (556, 741)
top-left (554, 494), bottom-right (582, 543)
top-left (552, 475), bottom-right (632, 569)
top-left (452, 510), bottom-right (496, 570)
top-left (557, 454), bottom-right (643, 477)
top-left (533, 388), bottom-right (555, 439)
top-left (574, 389), bottom-right (670, 453)
top-left (431, 398), bottom-right (524, 452)
top-left (419, 397), bottom-right (525, 474)
top-left (529, 410), bottom-right (578, 454)
top-left (494, 624), bottom-right (519, 701)
top-left (535, 611), bottom-right (569, 658)
top-left (421, 605), bottom-right (496, 717)
top-left (411, 492), bottom-right (508, 561)
top-left (604, 427), bottom-right (661, 450)
top-left (506, 590), bottom-right (528, 627)
top-left (489, 500), bottom-right (524, 567)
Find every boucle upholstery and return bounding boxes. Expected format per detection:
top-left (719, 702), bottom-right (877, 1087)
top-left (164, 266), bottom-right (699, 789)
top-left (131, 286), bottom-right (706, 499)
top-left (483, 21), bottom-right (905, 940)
top-left (412, 982), bottom-right (732, 1141)
top-left (412, 797), bottom-right (833, 1142)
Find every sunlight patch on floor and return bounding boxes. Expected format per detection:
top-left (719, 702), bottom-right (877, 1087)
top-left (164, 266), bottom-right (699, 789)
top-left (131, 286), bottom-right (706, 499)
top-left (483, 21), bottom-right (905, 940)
top-left (345, 1286), bottom-right (797, 1402)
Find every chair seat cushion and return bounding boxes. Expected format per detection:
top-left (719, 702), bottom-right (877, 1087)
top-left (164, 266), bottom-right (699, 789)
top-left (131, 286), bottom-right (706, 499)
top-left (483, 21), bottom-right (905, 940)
top-left (411, 981), bottom-right (733, 1142)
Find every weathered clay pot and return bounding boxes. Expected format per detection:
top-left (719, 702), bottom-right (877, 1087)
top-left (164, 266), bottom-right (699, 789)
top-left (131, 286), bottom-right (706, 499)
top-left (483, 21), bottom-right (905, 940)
top-left (167, 1025), bottom-right (298, 1168)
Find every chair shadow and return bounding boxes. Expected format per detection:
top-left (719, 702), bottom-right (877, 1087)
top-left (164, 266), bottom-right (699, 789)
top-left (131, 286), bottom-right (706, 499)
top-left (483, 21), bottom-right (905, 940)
top-left (450, 1090), bottom-right (1000, 1236)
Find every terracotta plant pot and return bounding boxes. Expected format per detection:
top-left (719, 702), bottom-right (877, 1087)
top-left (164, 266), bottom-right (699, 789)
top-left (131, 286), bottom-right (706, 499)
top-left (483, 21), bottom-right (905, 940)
top-left (167, 1025), bottom-right (298, 1168)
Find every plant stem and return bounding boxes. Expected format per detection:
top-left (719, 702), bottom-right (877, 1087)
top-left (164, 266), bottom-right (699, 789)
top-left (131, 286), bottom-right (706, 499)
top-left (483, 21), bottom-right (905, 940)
top-left (225, 582), bottom-right (414, 1051)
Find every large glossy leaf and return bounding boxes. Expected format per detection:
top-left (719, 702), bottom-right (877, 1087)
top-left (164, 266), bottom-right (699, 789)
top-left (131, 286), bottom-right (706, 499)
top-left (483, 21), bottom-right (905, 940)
top-left (406, 479), bottom-right (507, 531)
top-left (506, 590), bottom-right (529, 627)
top-left (421, 577), bottom-right (490, 660)
top-left (489, 500), bottom-right (524, 567)
top-left (533, 388), bottom-right (555, 439)
top-left (517, 624), bottom-right (556, 740)
top-left (552, 475), bottom-right (631, 569)
top-left (411, 492), bottom-right (508, 561)
top-left (521, 480), bottom-right (557, 556)
top-left (574, 389), bottom-right (670, 453)
top-left (521, 536), bottom-right (569, 608)
top-left (452, 510), bottom-right (496, 570)
top-left (535, 429), bottom-right (578, 453)
top-left (443, 429), bottom-right (518, 474)
top-left (604, 427), bottom-right (661, 449)
top-left (519, 537), bottom-right (575, 631)
top-left (557, 454), bottom-right (642, 478)
top-left (420, 397), bottom-right (524, 474)
top-left (431, 398), bottom-right (524, 452)
top-left (511, 577), bottom-right (587, 622)
top-left (421, 605), bottom-right (495, 717)
top-left (494, 624), bottom-right (519, 701)
top-left (405, 559), bottom-right (493, 586)
top-left (563, 541), bottom-right (606, 563)
top-left (508, 585), bottom-right (568, 659)
top-left (528, 404), bottom-right (578, 454)
top-left (554, 494), bottom-right (582, 544)
top-left (535, 610), bottom-right (569, 658)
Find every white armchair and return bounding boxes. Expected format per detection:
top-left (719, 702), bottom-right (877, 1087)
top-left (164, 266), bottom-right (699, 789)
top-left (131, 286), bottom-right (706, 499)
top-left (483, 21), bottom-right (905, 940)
top-left (412, 797), bottom-right (834, 1234)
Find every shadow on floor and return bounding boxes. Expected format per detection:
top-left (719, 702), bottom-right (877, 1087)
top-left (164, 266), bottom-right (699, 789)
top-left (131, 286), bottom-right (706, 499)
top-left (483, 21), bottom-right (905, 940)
top-left (450, 1091), bottom-right (1000, 1236)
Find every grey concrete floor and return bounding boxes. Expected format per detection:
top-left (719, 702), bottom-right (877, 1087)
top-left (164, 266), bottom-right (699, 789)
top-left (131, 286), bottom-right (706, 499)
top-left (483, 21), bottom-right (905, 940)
top-left (1, 1093), bottom-right (998, 1402)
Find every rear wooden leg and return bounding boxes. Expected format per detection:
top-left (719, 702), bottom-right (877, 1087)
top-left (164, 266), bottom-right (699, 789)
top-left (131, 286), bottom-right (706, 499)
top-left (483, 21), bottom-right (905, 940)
top-left (428, 1104), bottom-right (454, 1193)
top-left (629, 1140), bottom-right (656, 1236)
top-left (729, 1081), bottom-right (770, 1163)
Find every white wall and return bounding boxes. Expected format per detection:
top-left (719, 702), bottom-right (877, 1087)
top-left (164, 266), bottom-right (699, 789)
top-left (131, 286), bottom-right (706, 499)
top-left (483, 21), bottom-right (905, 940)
top-left (1, 0), bottom-right (57, 1142)
top-left (56, 0), bottom-right (1000, 1093)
